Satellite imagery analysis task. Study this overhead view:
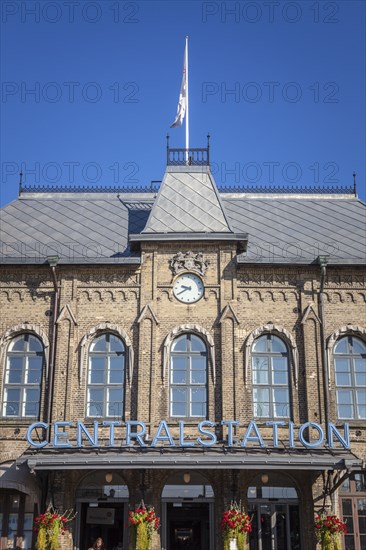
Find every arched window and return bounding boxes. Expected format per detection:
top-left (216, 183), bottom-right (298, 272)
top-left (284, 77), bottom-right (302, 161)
top-left (252, 334), bottom-right (290, 418)
top-left (334, 336), bottom-right (366, 420)
top-left (170, 334), bottom-right (207, 418)
top-left (87, 333), bottom-right (125, 418)
top-left (2, 334), bottom-right (44, 418)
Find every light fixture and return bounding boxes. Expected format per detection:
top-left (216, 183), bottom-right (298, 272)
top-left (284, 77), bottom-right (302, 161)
top-left (105, 472), bottom-right (113, 483)
top-left (183, 473), bottom-right (191, 484)
top-left (261, 474), bottom-right (269, 484)
top-left (47, 255), bottom-right (59, 267)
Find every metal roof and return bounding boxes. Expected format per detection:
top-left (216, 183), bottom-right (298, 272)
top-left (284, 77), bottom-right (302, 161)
top-left (0, 177), bottom-right (365, 265)
top-left (224, 196), bottom-right (366, 265)
top-left (141, 166), bottom-right (233, 234)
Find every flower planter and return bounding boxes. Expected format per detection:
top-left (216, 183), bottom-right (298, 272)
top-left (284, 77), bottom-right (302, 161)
top-left (128, 504), bottom-right (160, 550)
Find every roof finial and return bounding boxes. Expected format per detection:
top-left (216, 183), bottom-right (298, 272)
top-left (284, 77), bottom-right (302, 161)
top-left (353, 172), bottom-right (356, 195)
top-left (19, 168), bottom-right (23, 195)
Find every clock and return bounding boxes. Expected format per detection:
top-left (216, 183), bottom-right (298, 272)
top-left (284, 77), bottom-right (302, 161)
top-left (173, 273), bottom-right (204, 303)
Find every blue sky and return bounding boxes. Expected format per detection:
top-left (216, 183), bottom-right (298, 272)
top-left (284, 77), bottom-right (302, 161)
top-left (1, 0), bottom-right (365, 206)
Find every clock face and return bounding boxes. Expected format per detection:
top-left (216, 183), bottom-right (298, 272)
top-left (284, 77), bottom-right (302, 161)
top-left (173, 273), bottom-right (204, 303)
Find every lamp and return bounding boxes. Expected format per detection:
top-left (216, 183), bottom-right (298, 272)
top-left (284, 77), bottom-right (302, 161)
top-left (105, 472), bottom-right (113, 483)
top-left (183, 473), bottom-right (191, 484)
top-left (261, 474), bottom-right (269, 484)
top-left (47, 255), bottom-right (59, 267)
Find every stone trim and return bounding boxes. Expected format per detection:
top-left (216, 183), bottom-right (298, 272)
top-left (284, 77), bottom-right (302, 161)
top-left (79, 322), bottom-right (134, 387)
top-left (162, 324), bottom-right (215, 383)
top-left (244, 324), bottom-right (299, 388)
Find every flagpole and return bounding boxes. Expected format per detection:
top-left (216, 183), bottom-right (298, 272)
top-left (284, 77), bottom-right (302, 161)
top-left (185, 35), bottom-right (189, 162)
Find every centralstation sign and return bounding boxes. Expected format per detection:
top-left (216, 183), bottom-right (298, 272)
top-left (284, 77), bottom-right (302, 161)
top-left (26, 419), bottom-right (351, 450)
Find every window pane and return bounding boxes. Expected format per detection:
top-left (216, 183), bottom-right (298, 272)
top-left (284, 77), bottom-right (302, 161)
top-left (341, 478), bottom-right (350, 492)
top-left (109, 356), bottom-right (124, 371)
top-left (90, 335), bottom-right (107, 352)
top-left (109, 336), bottom-right (124, 352)
top-left (172, 356), bottom-right (186, 373)
top-left (252, 357), bottom-right (269, 384)
top-left (171, 388), bottom-right (187, 416)
top-left (271, 337), bottom-right (287, 353)
top-left (24, 388), bottom-right (40, 416)
top-left (337, 387), bottom-right (354, 418)
top-left (357, 391), bottom-right (366, 419)
top-left (191, 388), bottom-right (206, 403)
top-left (172, 336), bottom-right (187, 352)
top-left (355, 359), bottom-right (366, 385)
top-left (273, 388), bottom-right (290, 417)
top-left (107, 394), bottom-right (123, 417)
top-left (342, 499), bottom-right (353, 516)
top-left (109, 357), bottom-right (124, 383)
top-left (252, 336), bottom-right (267, 352)
top-left (89, 357), bottom-right (104, 383)
top-left (4, 401), bottom-right (19, 416)
top-left (191, 401), bottom-right (206, 416)
top-left (7, 367), bottom-right (22, 384)
top-left (338, 390), bottom-right (352, 404)
top-left (172, 370), bottom-right (187, 384)
top-left (171, 403), bottom-right (186, 416)
top-left (352, 338), bottom-right (366, 354)
top-left (334, 338), bottom-right (348, 354)
top-left (272, 357), bottom-right (288, 384)
top-left (172, 388), bottom-right (186, 403)
top-left (355, 474), bottom-right (366, 492)
top-left (8, 513), bottom-right (18, 539)
top-left (191, 370), bottom-right (205, 384)
top-left (4, 389), bottom-right (20, 416)
top-left (335, 359), bottom-right (351, 386)
top-left (253, 388), bottom-right (269, 417)
top-left (191, 356), bottom-right (206, 370)
top-left (10, 337), bottom-right (26, 351)
top-left (29, 336), bottom-right (43, 352)
top-left (190, 336), bottom-right (206, 352)
top-left (191, 388), bottom-right (206, 416)
top-left (23, 514), bottom-right (33, 530)
top-left (27, 357), bottom-right (42, 383)
top-left (109, 370), bottom-right (123, 384)
top-left (88, 389), bottom-right (103, 416)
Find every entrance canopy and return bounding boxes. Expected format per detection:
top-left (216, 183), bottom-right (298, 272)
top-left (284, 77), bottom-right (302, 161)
top-left (19, 447), bottom-right (363, 472)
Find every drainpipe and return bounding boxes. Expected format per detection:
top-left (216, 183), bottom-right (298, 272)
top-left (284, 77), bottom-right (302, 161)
top-left (317, 255), bottom-right (329, 442)
top-left (46, 255), bottom-right (59, 443)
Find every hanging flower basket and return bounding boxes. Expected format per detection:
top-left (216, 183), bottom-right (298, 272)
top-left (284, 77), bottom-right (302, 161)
top-left (221, 502), bottom-right (252, 550)
top-left (314, 513), bottom-right (347, 550)
top-left (34, 508), bottom-right (76, 550)
top-left (128, 503), bottom-right (160, 550)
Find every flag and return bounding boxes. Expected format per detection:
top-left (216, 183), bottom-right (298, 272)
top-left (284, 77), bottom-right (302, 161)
top-left (170, 42), bottom-right (187, 128)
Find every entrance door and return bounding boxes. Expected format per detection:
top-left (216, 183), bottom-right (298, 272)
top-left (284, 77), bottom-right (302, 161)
top-left (167, 502), bottom-right (209, 550)
top-left (248, 503), bottom-right (301, 550)
top-left (161, 472), bottom-right (214, 550)
top-left (80, 502), bottom-right (125, 550)
top-left (247, 481), bottom-right (301, 550)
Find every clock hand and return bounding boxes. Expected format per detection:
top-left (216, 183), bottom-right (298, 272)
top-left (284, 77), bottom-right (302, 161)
top-left (176, 286), bottom-right (192, 295)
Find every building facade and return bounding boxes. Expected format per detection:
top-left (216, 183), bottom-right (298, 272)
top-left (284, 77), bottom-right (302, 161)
top-left (0, 145), bottom-right (365, 550)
